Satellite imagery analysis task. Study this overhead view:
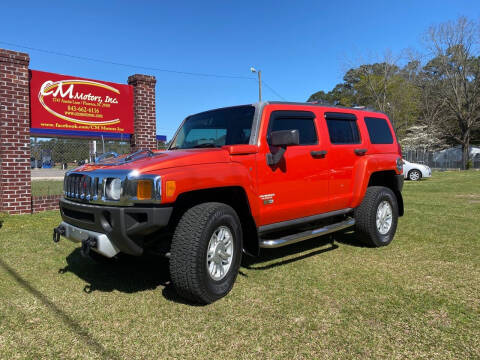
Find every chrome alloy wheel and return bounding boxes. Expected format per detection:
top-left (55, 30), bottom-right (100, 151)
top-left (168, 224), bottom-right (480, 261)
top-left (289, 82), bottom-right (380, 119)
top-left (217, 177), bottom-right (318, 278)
top-left (376, 200), bottom-right (393, 235)
top-left (206, 226), bottom-right (234, 281)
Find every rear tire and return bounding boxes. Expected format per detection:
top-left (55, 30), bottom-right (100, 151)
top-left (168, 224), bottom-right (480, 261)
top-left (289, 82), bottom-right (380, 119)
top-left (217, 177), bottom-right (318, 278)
top-left (354, 186), bottom-right (399, 247)
top-left (169, 202), bottom-right (242, 304)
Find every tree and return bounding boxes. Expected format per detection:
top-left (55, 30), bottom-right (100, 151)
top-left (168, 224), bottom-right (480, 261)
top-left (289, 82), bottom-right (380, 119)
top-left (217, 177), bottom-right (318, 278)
top-left (308, 57), bottom-right (420, 138)
top-left (423, 17), bottom-right (480, 169)
top-left (401, 125), bottom-right (447, 151)
top-left (307, 16), bottom-right (480, 165)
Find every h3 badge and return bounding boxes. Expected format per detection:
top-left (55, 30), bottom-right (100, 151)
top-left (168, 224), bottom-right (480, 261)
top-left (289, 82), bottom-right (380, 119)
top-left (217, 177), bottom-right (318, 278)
top-left (259, 193), bottom-right (275, 205)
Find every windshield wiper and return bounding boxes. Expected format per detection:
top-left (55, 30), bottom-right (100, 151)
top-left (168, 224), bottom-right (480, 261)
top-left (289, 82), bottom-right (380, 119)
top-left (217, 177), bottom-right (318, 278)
top-left (125, 149), bottom-right (154, 162)
top-left (192, 143), bottom-right (217, 148)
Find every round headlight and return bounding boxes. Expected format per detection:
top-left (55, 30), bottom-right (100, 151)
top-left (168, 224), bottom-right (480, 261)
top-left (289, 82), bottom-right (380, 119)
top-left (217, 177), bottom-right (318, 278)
top-left (106, 178), bottom-right (122, 200)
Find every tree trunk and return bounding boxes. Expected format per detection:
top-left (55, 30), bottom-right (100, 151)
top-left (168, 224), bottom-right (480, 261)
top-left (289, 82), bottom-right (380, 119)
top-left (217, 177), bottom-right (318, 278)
top-left (462, 131), bottom-right (471, 170)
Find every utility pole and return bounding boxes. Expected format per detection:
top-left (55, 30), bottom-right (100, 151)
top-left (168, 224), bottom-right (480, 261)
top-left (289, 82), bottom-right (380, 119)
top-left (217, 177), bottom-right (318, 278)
top-left (250, 67), bottom-right (262, 102)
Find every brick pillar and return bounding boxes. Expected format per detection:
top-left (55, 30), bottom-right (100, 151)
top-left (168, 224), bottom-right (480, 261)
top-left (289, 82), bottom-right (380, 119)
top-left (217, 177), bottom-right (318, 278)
top-left (0, 49), bottom-right (31, 214)
top-left (127, 74), bottom-right (157, 151)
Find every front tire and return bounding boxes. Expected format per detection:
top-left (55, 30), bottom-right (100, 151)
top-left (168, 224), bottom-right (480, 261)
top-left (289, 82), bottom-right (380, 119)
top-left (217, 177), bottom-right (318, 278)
top-left (354, 186), bottom-right (399, 247)
top-left (169, 202), bottom-right (242, 304)
top-left (408, 169), bottom-right (422, 181)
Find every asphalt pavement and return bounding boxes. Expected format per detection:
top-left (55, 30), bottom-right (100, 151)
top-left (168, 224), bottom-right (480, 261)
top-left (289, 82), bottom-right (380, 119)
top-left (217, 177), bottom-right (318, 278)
top-left (31, 168), bottom-right (67, 180)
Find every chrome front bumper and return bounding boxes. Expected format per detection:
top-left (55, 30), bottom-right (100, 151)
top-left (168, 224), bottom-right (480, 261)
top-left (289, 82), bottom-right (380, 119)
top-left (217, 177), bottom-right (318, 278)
top-left (60, 221), bottom-right (120, 258)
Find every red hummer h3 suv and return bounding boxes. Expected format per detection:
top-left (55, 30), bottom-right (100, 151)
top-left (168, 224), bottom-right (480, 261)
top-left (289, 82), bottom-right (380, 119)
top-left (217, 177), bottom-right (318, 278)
top-left (54, 102), bottom-right (404, 304)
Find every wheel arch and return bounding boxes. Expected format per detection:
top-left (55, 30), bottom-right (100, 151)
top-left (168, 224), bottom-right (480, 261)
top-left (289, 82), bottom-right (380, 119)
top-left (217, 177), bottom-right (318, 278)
top-left (169, 186), bottom-right (260, 256)
top-left (366, 170), bottom-right (404, 216)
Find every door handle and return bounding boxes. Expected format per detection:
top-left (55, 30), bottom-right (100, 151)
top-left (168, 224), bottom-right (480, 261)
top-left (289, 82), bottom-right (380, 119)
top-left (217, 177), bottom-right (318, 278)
top-left (354, 148), bottom-right (367, 156)
top-left (311, 150), bottom-right (328, 158)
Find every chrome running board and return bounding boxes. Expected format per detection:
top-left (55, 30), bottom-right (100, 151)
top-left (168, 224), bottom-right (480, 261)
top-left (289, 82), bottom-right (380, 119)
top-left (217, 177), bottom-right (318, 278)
top-left (259, 218), bottom-right (355, 249)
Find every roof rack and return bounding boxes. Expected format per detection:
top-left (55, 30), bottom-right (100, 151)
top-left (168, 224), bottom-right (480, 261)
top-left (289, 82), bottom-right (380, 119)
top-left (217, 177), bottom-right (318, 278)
top-left (264, 101), bottom-right (384, 114)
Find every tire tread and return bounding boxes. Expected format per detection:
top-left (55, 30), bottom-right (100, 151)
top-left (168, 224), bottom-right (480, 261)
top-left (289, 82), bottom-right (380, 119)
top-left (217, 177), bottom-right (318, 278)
top-left (354, 186), bottom-right (398, 247)
top-left (169, 202), bottom-right (237, 303)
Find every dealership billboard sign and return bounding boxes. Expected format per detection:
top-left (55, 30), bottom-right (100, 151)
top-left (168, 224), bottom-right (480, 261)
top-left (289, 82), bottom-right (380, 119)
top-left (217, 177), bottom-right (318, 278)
top-left (30, 70), bottom-right (134, 137)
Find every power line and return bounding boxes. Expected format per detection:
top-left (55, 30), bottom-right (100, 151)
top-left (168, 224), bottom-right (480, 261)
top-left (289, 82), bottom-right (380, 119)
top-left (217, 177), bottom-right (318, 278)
top-left (0, 41), bottom-right (253, 80)
top-left (262, 80), bottom-right (287, 101)
top-left (0, 40), bottom-right (287, 100)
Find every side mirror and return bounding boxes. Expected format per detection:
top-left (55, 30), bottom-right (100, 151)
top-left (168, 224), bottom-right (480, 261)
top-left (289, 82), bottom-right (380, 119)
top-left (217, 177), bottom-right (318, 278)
top-left (270, 130), bottom-right (300, 147)
top-left (267, 129), bottom-right (299, 166)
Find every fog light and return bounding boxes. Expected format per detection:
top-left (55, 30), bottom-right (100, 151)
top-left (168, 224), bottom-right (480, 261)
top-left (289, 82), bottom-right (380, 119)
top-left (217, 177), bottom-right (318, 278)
top-left (137, 180), bottom-right (152, 200)
top-left (106, 178), bottom-right (122, 200)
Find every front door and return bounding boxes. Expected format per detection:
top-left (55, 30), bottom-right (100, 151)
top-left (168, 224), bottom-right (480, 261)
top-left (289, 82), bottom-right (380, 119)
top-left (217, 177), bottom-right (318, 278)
top-left (256, 107), bottom-right (330, 226)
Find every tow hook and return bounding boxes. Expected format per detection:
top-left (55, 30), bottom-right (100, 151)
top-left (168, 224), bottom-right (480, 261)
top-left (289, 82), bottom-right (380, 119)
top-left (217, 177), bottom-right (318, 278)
top-left (81, 236), bottom-right (98, 257)
top-left (53, 226), bottom-right (66, 243)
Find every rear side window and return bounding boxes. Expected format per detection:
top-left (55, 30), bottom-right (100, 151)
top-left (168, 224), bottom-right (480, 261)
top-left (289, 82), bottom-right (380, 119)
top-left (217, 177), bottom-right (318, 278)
top-left (268, 111), bottom-right (317, 145)
top-left (325, 112), bottom-right (361, 144)
top-left (364, 117), bottom-right (394, 144)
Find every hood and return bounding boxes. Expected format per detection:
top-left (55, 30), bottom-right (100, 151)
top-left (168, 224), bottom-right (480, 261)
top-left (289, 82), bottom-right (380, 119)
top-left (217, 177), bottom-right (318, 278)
top-left (76, 148), bottom-right (231, 174)
top-left (404, 161), bottom-right (429, 169)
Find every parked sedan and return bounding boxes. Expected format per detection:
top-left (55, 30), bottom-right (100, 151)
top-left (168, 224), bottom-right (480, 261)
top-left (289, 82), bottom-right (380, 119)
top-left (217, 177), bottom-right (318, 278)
top-left (403, 160), bottom-right (432, 181)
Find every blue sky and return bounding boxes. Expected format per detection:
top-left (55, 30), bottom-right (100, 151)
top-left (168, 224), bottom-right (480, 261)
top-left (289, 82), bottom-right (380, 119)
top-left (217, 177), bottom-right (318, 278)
top-left (1, 1), bottom-right (479, 140)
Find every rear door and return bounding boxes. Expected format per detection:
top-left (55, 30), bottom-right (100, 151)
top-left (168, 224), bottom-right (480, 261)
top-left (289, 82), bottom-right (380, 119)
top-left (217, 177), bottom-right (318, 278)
top-left (322, 111), bottom-right (366, 210)
top-left (256, 106), bottom-right (330, 226)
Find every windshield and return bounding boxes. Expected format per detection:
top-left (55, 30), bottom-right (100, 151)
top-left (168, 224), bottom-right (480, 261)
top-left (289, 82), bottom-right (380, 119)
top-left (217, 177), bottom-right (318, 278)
top-left (170, 105), bottom-right (255, 149)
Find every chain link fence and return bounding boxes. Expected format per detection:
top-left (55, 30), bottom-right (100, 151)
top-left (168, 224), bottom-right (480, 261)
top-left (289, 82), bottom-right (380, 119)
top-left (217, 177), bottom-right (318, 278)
top-left (31, 137), bottom-right (168, 170)
top-left (30, 136), bottom-right (132, 196)
top-left (30, 137), bottom-right (168, 196)
top-left (403, 147), bottom-right (480, 170)
top-left (30, 137), bottom-right (131, 170)
top-left (157, 139), bottom-right (168, 150)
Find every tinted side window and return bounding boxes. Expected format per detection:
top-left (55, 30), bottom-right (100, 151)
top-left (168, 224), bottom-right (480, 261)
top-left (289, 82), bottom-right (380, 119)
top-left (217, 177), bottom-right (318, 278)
top-left (364, 117), bottom-right (393, 144)
top-left (268, 111), bottom-right (317, 145)
top-left (325, 112), bottom-right (361, 144)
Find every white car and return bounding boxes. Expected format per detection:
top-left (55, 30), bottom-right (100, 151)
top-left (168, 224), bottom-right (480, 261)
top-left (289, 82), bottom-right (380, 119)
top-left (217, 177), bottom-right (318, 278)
top-left (403, 160), bottom-right (432, 181)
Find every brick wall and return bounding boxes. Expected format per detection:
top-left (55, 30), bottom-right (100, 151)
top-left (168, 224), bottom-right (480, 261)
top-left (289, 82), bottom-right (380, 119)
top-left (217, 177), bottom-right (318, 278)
top-left (128, 74), bottom-right (157, 151)
top-left (0, 49), bottom-right (31, 214)
top-left (31, 195), bottom-right (62, 213)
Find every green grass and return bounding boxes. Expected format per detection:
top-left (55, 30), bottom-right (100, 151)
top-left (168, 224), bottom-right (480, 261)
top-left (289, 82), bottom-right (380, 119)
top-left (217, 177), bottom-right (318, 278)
top-left (1, 171), bottom-right (479, 359)
top-left (31, 180), bottom-right (63, 196)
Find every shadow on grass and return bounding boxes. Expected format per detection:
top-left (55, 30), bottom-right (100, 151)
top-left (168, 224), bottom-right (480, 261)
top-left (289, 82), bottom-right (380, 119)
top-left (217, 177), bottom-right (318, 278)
top-left (59, 249), bottom-right (170, 294)
top-left (334, 230), bottom-right (370, 248)
top-left (0, 256), bottom-right (120, 360)
top-left (59, 249), bottom-right (203, 306)
top-left (0, 213), bottom-right (6, 229)
top-left (58, 230), bottom-right (366, 304)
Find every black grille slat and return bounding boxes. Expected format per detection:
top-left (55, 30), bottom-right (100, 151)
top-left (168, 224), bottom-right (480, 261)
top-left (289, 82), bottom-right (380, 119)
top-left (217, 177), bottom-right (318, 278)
top-left (79, 176), bottom-right (83, 197)
top-left (71, 176), bottom-right (75, 195)
top-left (75, 176), bottom-right (80, 198)
top-left (85, 176), bottom-right (91, 198)
top-left (93, 177), bottom-right (99, 198)
top-left (80, 176), bottom-right (86, 197)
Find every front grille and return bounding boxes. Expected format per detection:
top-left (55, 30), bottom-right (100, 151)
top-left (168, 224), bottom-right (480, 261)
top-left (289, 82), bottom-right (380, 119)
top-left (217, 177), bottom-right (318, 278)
top-left (63, 169), bottom-right (161, 206)
top-left (64, 174), bottom-right (101, 201)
